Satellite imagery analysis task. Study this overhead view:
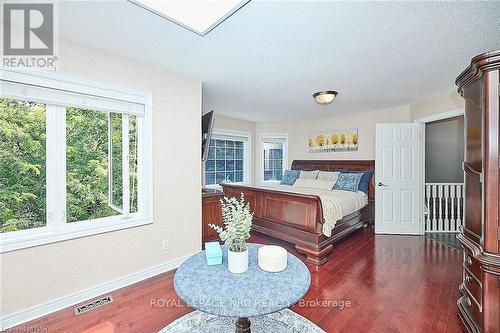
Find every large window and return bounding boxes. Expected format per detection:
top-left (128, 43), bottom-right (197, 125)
top-left (0, 70), bottom-right (153, 252)
top-left (204, 130), bottom-right (250, 187)
top-left (65, 108), bottom-right (138, 223)
top-left (260, 134), bottom-right (288, 184)
top-left (0, 99), bottom-right (47, 233)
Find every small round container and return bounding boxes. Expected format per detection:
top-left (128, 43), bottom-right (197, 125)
top-left (258, 245), bottom-right (288, 272)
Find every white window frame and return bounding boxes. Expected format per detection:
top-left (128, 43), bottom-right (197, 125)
top-left (0, 69), bottom-right (154, 253)
top-left (204, 128), bottom-right (251, 189)
top-left (259, 133), bottom-right (288, 185)
top-left (108, 113), bottom-right (131, 214)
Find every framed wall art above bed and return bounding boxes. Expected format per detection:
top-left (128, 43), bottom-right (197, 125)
top-left (307, 128), bottom-right (358, 152)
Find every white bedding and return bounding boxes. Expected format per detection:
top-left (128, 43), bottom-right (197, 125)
top-left (257, 185), bottom-right (368, 237)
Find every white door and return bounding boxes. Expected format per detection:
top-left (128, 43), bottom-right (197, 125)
top-left (375, 123), bottom-right (423, 234)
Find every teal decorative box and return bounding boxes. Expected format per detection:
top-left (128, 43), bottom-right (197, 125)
top-left (205, 242), bottom-right (222, 266)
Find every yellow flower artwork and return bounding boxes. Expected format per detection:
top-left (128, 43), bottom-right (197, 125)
top-left (308, 128), bottom-right (358, 152)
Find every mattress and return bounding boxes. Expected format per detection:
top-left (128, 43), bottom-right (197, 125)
top-left (257, 184), bottom-right (368, 237)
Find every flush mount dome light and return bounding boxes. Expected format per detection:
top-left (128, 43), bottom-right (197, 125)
top-left (313, 91), bottom-right (338, 105)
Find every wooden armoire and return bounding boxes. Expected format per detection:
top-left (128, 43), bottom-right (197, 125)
top-left (456, 50), bottom-right (500, 333)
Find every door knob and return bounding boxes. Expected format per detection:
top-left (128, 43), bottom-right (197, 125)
top-left (378, 182), bottom-right (388, 187)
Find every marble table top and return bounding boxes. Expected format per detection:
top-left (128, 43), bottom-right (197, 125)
top-left (173, 243), bottom-right (311, 318)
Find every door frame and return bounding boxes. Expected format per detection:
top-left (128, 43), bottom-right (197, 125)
top-left (413, 108), bottom-right (465, 234)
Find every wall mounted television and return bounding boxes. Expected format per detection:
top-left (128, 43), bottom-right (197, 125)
top-left (202, 110), bottom-right (214, 161)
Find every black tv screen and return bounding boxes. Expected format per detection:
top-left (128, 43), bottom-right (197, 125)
top-left (202, 111), bottom-right (214, 161)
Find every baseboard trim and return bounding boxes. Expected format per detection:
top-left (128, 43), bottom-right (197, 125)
top-left (0, 253), bottom-right (193, 330)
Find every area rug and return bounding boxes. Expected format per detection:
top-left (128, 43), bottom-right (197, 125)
top-left (158, 309), bottom-right (326, 333)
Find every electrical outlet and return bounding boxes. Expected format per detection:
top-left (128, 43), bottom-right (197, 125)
top-left (162, 240), bottom-right (169, 250)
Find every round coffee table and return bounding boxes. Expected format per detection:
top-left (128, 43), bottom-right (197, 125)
top-left (173, 243), bottom-right (311, 333)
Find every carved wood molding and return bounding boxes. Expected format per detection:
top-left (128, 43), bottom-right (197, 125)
top-left (462, 162), bottom-right (483, 183)
top-left (458, 233), bottom-right (500, 273)
top-left (456, 50), bottom-right (500, 95)
top-left (457, 288), bottom-right (482, 333)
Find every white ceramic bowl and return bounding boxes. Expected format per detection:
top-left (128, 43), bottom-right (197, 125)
top-left (258, 245), bottom-right (288, 272)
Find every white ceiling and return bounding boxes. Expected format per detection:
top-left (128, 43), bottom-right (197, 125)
top-left (58, 1), bottom-right (500, 122)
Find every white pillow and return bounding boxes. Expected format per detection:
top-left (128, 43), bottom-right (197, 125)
top-left (317, 171), bottom-right (340, 184)
top-left (293, 178), bottom-right (335, 191)
top-left (299, 170), bottom-right (319, 180)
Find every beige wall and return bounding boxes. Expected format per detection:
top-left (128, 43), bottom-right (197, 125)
top-left (212, 115), bottom-right (257, 185)
top-left (253, 92), bottom-right (464, 178)
top-left (256, 105), bottom-right (410, 173)
top-left (0, 40), bottom-right (202, 316)
top-left (209, 93), bottom-right (465, 186)
top-left (410, 90), bottom-right (464, 120)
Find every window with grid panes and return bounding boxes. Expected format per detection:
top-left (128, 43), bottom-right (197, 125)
top-left (205, 138), bottom-right (245, 185)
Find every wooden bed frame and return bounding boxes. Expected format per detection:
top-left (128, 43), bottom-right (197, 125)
top-left (221, 160), bottom-right (375, 265)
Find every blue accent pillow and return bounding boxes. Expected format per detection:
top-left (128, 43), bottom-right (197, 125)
top-left (333, 173), bottom-right (363, 192)
top-left (280, 170), bottom-right (300, 185)
top-left (347, 170), bottom-right (374, 194)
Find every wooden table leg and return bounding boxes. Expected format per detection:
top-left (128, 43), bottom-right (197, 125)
top-left (235, 317), bottom-right (251, 333)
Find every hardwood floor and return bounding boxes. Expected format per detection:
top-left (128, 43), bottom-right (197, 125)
top-left (6, 227), bottom-right (464, 333)
top-left (425, 233), bottom-right (462, 252)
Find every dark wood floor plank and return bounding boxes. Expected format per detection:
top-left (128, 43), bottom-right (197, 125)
top-left (5, 227), bottom-right (464, 333)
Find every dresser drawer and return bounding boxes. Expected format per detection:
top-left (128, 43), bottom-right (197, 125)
top-left (461, 287), bottom-right (482, 324)
top-left (463, 249), bottom-right (481, 280)
top-left (463, 266), bottom-right (482, 307)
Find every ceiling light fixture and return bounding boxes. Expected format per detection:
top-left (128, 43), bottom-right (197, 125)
top-left (313, 91), bottom-right (338, 105)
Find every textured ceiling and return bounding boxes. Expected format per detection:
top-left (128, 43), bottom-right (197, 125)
top-left (58, 1), bottom-right (500, 122)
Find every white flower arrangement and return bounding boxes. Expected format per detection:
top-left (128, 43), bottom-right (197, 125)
top-left (209, 193), bottom-right (253, 253)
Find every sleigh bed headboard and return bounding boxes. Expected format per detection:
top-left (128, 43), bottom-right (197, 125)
top-left (291, 160), bottom-right (375, 201)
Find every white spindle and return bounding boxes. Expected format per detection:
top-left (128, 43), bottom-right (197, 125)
top-left (438, 185), bottom-right (444, 231)
top-left (432, 185), bottom-right (437, 231)
top-left (426, 184), bottom-right (431, 231)
top-left (450, 185), bottom-right (456, 231)
top-left (456, 185), bottom-right (462, 228)
top-left (444, 185), bottom-right (449, 232)
top-left (423, 183), bottom-right (463, 233)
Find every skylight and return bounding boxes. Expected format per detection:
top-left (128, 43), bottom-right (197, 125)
top-left (129, 0), bottom-right (250, 36)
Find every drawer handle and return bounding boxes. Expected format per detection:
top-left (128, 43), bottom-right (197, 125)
top-left (465, 296), bottom-right (472, 307)
top-left (465, 275), bottom-right (472, 283)
top-left (466, 256), bottom-right (472, 266)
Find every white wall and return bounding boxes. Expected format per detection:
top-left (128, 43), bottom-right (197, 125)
top-left (0, 40), bottom-right (202, 316)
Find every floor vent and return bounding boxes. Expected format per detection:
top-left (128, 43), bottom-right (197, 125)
top-left (74, 295), bottom-right (113, 316)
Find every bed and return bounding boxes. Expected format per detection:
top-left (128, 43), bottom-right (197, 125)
top-left (221, 160), bottom-right (375, 265)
